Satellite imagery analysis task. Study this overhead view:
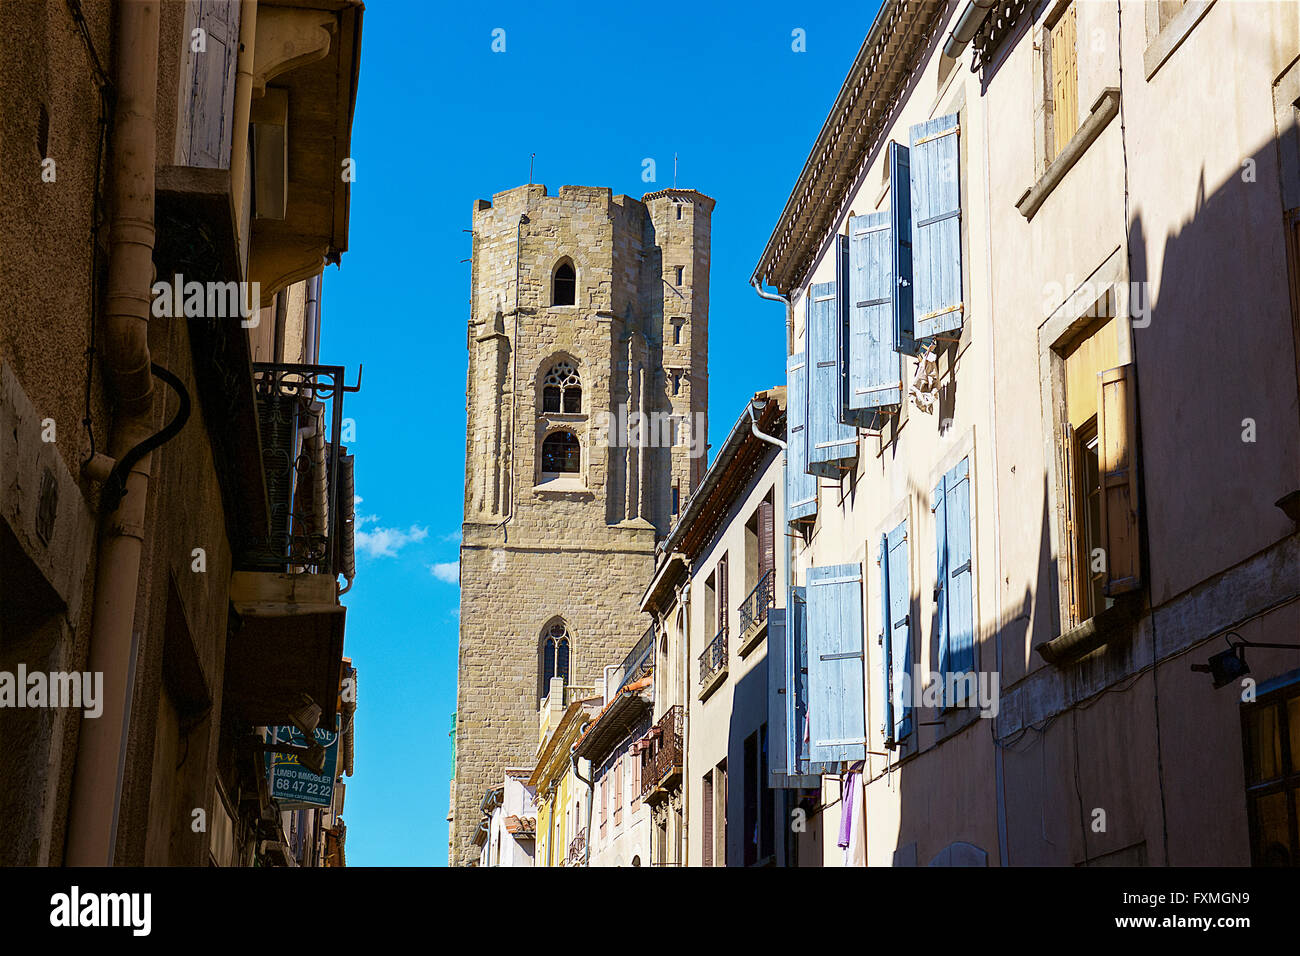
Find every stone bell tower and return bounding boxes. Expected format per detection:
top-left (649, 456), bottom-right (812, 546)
top-left (451, 183), bottom-right (713, 864)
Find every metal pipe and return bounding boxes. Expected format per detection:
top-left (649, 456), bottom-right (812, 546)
top-left (304, 274), bottom-right (321, 364)
top-left (65, 0), bottom-right (161, 867)
top-left (748, 397), bottom-right (786, 450)
top-left (572, 749), bottom-right (594, 866)
top-left (751, 278), bottom-right (793, 357)
top-left (230, 0), bottom-right (258, 238)
top-left (943, 0), bottom-right (997, 59)
top-left (678, 570), bottom-right (691, 865)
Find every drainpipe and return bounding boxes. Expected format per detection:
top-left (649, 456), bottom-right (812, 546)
top-left (65, 0), bottom-right (161, 867)
top-left (304, 274), bottom-right (321, 364)
top-left (229, 0), bottom-right (258, 238)
top-left (677, 572), bottom-right (692, 865)
top-left (943, 0), bottom-right (997, 59)
top-left (751, 278), bottom-right (793, 357)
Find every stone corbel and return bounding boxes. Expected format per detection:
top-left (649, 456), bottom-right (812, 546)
top-left (252, 7), bottom-right (336, 97)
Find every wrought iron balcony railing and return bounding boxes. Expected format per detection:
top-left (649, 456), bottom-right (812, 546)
top-left (738, 569), bottom-right (775, 641)
top-left (566, 827), bottom-right (587, 865)
top-left (639, 705), bottom-right (683, 802)
top-left (615, 623), bottom-right (656, 695)
top-left (699, 627), bottom-right (728, 690)
top-left (239, 363), bottom-right (358, 583)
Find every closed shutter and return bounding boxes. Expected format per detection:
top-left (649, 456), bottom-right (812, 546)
top-left (788, 586), bottom-right (813, 778)
top-left (807, 276), bottom-right (858, 478)
top-left (768, 601), bottom-right (819, 789)
top-left (185, 0), bottom-right (240, 168)
top-left (890, 142), bottom-right (917, 356)
top-left (785, 353), bottom-right (818, 524)
top-left (701, 773), bottom-right (714, 867)
top-left (887, 518), bottom-right (913, 743)
top-left (806, 564), bottom-right (867, 770)
top-left (1098, 364), bottom-right (1141, 595)
top-left (877, 535), bottom-right (895, 748)
top-left (934, 458), bottom-right (975, 702)
top-left (1050, 3), bottom-right (1079, 158)
top-left (758, 498), bottom-right (775, 580)
top-left (1057, 423), bottom-right (1080, 627)
top-left (910, 112), bottom-right (963, 340)
top-left (846, 212), bottom-right (901, 418)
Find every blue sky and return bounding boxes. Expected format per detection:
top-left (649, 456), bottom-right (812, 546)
top-left (321, 0), bottom-right (882, 865)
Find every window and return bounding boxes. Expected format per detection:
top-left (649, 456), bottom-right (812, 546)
top-left (714, 759), bottom-right (728, 866)
top-left (671, 317), bottom-right (685, 345)
top-left (1048, 2), bottom-right (1079, 162)
top-left (600, 775), bottom-right (608, 838)
top-left (878, 518), bottom-right (913, 748)
top-left (1242, 684), bottom-right (1300, 866)
top-left (934, 458), bottom-right (975, 704)
top-left (553, 260), bottom-right (576, 306)
top-left (613, 759), bottom-right (623, 826)
top-left (1059, 316), bottom-right (1119, 625)
top-left (676, 202), bottom-right (683, 220)
top-left (674, 265), bottom-right (684, 285)
top-left (541, 432), bottom-right (580, 474)
top-left (542, 361), bottom-right (581, 414)
top-left (541, 621), bottom-right (571, 690)
top-left (672, 483), bottom-right (680, 517)
top-left (743, 725), bottom-right (775, 866)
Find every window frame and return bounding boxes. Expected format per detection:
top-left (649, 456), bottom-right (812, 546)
top-left (1240, 678), bottom-right (1300, 866)
top-left (552, 258), bottom-right (577, 307)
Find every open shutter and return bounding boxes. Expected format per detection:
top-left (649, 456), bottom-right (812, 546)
top-left (846, 213), bottom-right (901, 421)
top-left (877, 535), bottom-right (895, 748)
top-left (768, 608), bottom-right (789, 779)
top-left (887, 519), bottom-right (913, 742)
top-left (718, 553), bottom-right (729, 635)
top-left (1098, 364), bottom-right (1141, 595)
top-left (932, 476), bottom-right (949, 683)
top-left (185, 0), bottom-right (240, 168)
top-left (944, 459), bottom-right (975, 683)
top-left (910, 113), bottom-right (963, 340)
top-left (758, 499), bottom-right (775, 581)
top-left (788, 586), bottom-right (814, 779)
top-left (701, 773), bottom-right (714, 866)
top-left (785, 353), bottom-right (817, 524)
top-left (806, 564), bottom-right (867, 771)
top-left (890, 142), bottom-right (917, 356)
top-left (807, 279), bottom-right (858, 478)
top-left (1057, 423), bottom-right (1080, 627)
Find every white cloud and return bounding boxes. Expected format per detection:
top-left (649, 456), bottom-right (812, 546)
top-left (355, 523), bottom-right (428, 559)
top-left (430, 561), bottom-right (460, 585)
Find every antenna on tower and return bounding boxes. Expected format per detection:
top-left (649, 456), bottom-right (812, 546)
top-left (529, 153), bottom-right (535, 185)
top-left (673, 152), bottom-right (678, 188)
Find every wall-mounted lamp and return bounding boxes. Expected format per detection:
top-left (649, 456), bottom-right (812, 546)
top-left (1192, 631), bottom-right (1300, 689)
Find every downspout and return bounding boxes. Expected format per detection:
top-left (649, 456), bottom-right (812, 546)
top-left (229, 0), bottom-right (258, 239)
top-left (65, 0), bottom-right (161, 867)
top-left (572, 749), bottom-right (593, 866)
top-left (677, 571), bottom-right (691, 865)
top-left (751, 278), bottom-right (793, 357)
top-left (304, 274), bottom-right (322, 364)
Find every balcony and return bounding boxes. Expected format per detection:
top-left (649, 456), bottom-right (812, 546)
top-left (640, 706), bottom-right (683, 805)
top-left (698, 627), bottom-right (728, 700)
top-left (224, 363), bottom-right (358, 729)
top-left (566, 827), bottom-right (588, 866)
top-left (737, 569), bottom-right (775, 657)
top-left (614, 623), bottom-right (656, 695)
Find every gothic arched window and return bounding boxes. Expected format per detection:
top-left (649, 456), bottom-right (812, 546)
top-left (541, 431), bottom-right (581, 474)
top-left (542, 361), bottom-right (582, 414)
top-left (553, 260), bottom-right (576, 306)
top-left (541, 621), bottom-right (571, 690)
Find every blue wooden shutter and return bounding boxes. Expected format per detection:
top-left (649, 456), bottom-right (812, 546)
top-left (934, 457), bottom-right (974, 704)
top-left (785, 352), bottom-right (817, 525)
top-left (932, 474), bottom-right (949, 683)
top-left (806, 564), bottom-right (867, 770)
top-left (887, 518), bottom-right (913, 743)
top-left (944, 458), bottom-right (975, 680)
top-left (910, 113), bottom-right (963, 340)
top-left (877, 534), bottom-right (894, 748)
top-left (788, 585), bottom-right (812, 777)
top-left (807, 281), bottom-right (858, 478)
top-left (845, 213), bottom-right (901, 419)
top-left (890, 141), bottom-right (917, 356)
top-left (767, 606), bottom-right (789, 781)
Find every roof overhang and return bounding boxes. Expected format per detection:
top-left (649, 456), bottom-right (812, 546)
top-left (752, 0), bottom-right (947, 294)
top-left (574, 683), bottom-right (653, 761)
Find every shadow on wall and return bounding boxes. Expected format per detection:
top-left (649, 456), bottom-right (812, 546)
top-left (886, 132), bottom-right (1300, 867)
